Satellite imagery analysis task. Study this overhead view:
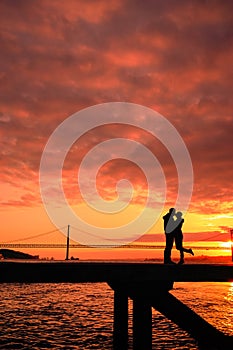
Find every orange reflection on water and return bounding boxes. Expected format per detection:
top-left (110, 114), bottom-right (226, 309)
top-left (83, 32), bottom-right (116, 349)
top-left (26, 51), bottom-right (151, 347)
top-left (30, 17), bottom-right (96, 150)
top-left (224, 282), bottom-right (233, 303)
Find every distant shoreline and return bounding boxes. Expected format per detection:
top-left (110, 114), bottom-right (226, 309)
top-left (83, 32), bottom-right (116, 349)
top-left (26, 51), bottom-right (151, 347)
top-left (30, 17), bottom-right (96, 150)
top-left (1, 254), bottom-right (232, 264)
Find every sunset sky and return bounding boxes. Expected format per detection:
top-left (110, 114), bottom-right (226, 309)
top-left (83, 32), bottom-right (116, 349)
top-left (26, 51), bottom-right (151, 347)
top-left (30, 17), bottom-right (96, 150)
top-left (0, 0), bottom-right (233, 259)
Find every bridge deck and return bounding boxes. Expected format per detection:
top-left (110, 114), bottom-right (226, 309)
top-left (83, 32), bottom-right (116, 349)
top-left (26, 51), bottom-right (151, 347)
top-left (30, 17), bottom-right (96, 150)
top-left (0, 260), bottom-right (232, 283)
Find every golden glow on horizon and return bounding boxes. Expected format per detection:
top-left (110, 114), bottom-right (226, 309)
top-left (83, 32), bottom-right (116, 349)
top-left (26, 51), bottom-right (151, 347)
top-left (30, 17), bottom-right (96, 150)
top-left (219, 241), bottom-right (232, 249)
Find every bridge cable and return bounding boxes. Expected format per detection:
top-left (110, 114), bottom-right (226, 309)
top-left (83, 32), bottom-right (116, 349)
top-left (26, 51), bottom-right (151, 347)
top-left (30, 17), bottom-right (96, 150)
top-left (0, 227), bottom-right (67, 244)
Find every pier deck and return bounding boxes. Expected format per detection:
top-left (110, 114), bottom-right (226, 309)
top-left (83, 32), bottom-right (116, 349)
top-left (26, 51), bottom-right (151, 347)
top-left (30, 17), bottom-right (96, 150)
top-left (0, 260), bottom-right (232, 283)
top-left (1, 261), bottom-right (233, 349)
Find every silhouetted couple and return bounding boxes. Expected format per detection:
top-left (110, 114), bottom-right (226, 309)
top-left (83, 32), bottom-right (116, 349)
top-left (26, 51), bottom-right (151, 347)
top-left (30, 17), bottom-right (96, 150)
top-left (163, 208), bottom-right (194, 264)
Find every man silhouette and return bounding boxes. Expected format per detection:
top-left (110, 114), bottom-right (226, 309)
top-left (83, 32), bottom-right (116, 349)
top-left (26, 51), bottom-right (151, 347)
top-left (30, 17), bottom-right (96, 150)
top-left (163, 208), bottom-right (176, 264)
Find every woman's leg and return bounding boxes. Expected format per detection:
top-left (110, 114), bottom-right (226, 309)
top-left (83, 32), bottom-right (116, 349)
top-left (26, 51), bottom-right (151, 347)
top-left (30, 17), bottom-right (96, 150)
top-left (176, 233), bottom-right (194, 256)
top-left (175, 233), bottom-right (184, 263)
top-left (182, 244), bottom-right (194, 256)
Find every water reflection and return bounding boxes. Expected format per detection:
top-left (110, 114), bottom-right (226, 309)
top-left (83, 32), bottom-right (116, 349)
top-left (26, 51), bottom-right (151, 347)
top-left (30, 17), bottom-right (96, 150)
top-left (224, 282), bottom-right (233, 302)
top-left (0, 282), bottom-right (232, 349)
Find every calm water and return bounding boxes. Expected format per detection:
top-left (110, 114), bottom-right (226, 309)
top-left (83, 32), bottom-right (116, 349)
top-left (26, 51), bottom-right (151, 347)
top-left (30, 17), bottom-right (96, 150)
top-left (0, 282), bottom-right (232, 349)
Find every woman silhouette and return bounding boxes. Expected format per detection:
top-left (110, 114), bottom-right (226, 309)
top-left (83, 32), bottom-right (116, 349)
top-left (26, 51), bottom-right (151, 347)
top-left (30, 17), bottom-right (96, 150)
top-left (174, 212), bottom-right (194, 264)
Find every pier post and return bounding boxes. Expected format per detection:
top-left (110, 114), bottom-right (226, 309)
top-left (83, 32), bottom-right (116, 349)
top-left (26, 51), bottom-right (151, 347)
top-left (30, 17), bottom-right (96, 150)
top-left (133, 298), bottom-right (152, 350)
top-left (113, 288), bottom-right (128, 350)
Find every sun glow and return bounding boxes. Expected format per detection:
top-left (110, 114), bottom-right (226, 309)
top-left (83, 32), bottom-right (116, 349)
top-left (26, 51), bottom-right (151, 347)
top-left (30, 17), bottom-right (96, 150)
top-left (219, 241), bottom-right (232, 249)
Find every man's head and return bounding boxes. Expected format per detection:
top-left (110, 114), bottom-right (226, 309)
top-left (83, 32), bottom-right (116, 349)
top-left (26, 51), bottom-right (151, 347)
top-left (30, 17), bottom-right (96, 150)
top-left (169, 207), bottom-right (175, 214)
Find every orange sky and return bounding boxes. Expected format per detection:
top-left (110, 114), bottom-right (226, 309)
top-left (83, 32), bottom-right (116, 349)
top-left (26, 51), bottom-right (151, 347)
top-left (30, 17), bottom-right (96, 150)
top-left (0, 0), bottom-right (233, 259)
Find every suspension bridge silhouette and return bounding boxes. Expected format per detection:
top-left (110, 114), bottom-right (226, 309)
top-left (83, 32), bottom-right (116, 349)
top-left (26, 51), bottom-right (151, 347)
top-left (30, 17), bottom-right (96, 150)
top-left (0, 225), bottom-right (229, 250)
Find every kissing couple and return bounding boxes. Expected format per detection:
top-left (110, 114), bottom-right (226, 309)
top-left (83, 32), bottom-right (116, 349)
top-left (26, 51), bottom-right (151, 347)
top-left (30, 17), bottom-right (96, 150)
top-left (163, 208), bottom-right (194, 264)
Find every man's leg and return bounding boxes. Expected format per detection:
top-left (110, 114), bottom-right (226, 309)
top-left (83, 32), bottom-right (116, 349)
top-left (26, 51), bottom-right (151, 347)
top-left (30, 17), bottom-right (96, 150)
top-left (164, 234), bottom-right (174, 263)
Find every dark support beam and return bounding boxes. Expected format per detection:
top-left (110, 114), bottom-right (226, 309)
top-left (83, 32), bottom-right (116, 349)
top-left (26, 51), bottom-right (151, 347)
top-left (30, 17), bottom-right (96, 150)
top-left (133, 298), bottom-right (152, 350)
top-left (113, 288), bottom-right (128, 350)
top-left (151, 292), bottom-right (233, 349)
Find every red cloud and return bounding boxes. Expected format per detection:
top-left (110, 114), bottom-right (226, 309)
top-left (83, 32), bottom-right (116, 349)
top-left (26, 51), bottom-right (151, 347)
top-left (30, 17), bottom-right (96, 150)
top-left (0, 0), bottom-right (232, 222)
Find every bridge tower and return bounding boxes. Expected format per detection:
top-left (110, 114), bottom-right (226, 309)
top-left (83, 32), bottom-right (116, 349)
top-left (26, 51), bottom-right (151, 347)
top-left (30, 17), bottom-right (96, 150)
top-left (65, 225), bottom-right (70, 260)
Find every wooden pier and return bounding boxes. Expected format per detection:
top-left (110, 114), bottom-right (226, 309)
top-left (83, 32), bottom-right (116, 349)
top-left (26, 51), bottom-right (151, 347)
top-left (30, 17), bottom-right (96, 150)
top-left (0, 261), bottom-right (233, 349)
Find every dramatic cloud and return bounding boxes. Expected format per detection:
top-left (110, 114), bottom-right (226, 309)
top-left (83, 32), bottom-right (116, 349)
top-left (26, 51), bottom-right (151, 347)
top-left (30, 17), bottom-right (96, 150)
top-left (0, 0), bottom-right (232, 236)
